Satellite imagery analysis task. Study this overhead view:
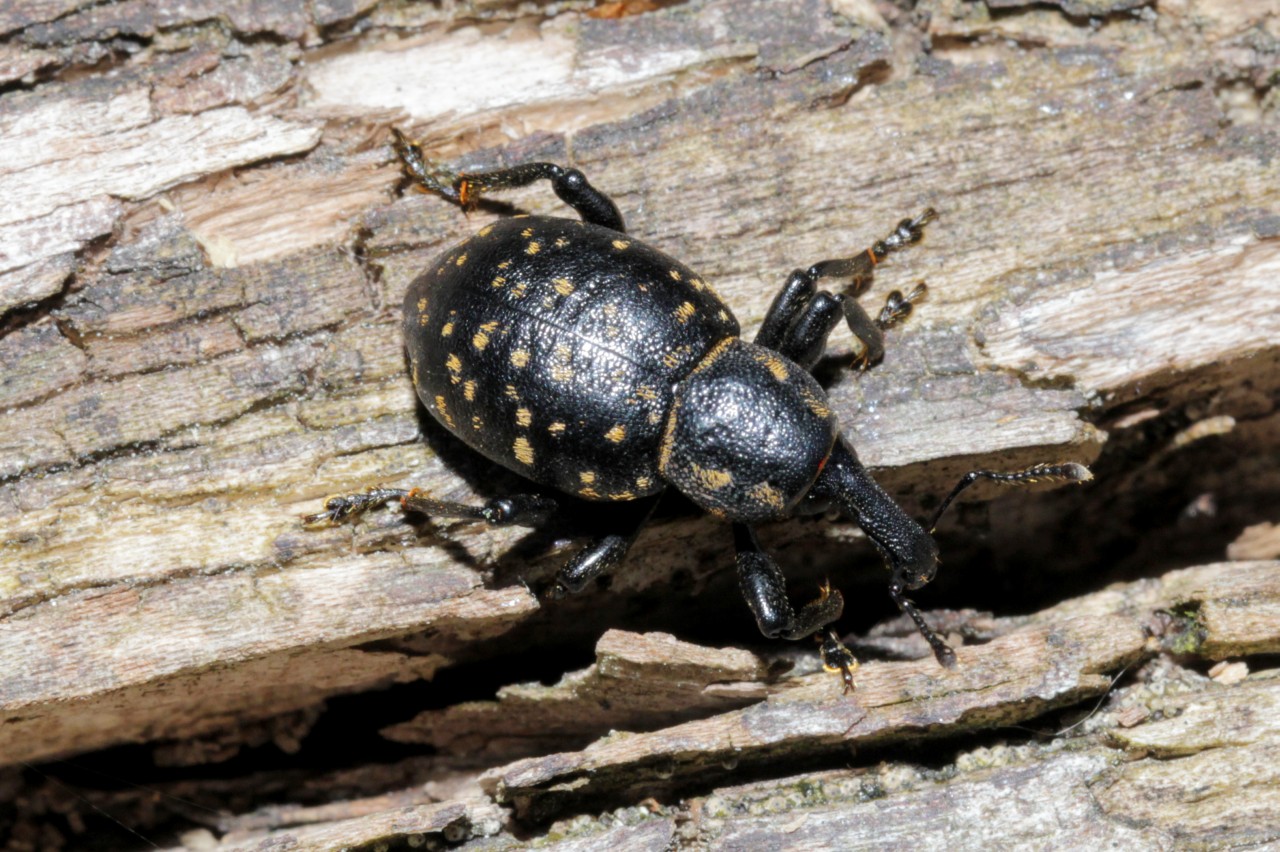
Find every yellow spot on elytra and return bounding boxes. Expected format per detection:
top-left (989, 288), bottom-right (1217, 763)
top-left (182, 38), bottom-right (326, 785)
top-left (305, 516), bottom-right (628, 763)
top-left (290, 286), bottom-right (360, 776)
top-left (417, 298), bottom-right (428, 312)
top-left (674, 301), bottom-right (696, 323)
top-left (551, 345), bottom-right (574, 381)
top-left (513, 436), bottom-right (535, 465)
top-left (605, 325), bottom-right (622, 340)
top-left (498, 260), bottom-right (511, 269)
top-left (511, 281), bottom-right (528, 299)
top-left (526, 241), bottom-right (541, 255)
top-left (553, 278), bottom-right (575, 296)
top-left (612, 239), bottom-right (630, 250)
top-left (603, 303), bottom-right (619, 317)
top-left (718, 309), bottom-right (730, 322)
top-left (521, 227), bottom-right (534, 238)
top-left (658, 401), bottom-right (680, 473)
top-left (548, 421), bottom-right (566, 435)
top-left (463, 380), bottom-right (476, 401)
top-left (434, 395), bottom-right (454, 428)
top-left (579, 471), bottom-right (596, 484)
top-left (472, 320), bottom-right (500, 351)
top-left (692, 464), bottom-right (733, 491)
top-left (445, 353), bottom-right (462, 382)
top-left (636, 476), bottom-right (651, 490)
top-left (554, 236), bottom-right (569, 248)
top-left (579, 487), bottom-right (601, 499)
top-left (691, 278), bottom-right (706, 291)
top-left (455, 253), bottom-right (467, 266)
top-left (635, 385), bottom-right (658, 401)
top-left (516, 407), bottom-right (532, 427)
top-left (478, 224), bottom-right (494, 237)
top-left (419, 313), bottom-right (430, 325)
top-left (648, 412), bottom-right (661, 425)
top-left (605, 424), bottom-right (626, 443)
top-left (504, 384), bottom-right (520, 400)
top-left (441, 322), bottom-right (454, 337)
top-left (510, 349), bottom-right (531, 368)
top-left (609, 491), bottom-right (636, 501)
top-left (747, 482), bottom-right (785, 511)
top-left (669, 269), bottom-right (682, 281)
top-left (491, 275), bottom-right (506, 288)
top-left (472, 415), bottom-right (483, 430)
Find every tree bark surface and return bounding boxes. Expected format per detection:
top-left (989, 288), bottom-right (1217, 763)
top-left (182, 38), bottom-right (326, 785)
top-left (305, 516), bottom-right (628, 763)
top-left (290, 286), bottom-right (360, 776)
top-left (0, 0), bottom-right (1278, 848)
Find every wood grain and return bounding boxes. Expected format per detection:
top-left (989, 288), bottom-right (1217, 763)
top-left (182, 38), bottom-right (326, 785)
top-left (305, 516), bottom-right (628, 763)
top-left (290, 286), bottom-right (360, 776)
top-left (0, 0), bottom-right (1277, 847)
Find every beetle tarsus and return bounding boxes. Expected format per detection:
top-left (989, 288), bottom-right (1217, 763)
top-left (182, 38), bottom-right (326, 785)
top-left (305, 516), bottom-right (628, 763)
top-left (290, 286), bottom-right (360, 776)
top-left (302, 487), bottom-right (409, 527)
top-left (819, 629), bottom-right (858, 693)
top-left (876, 283), bottom-right (928, 330)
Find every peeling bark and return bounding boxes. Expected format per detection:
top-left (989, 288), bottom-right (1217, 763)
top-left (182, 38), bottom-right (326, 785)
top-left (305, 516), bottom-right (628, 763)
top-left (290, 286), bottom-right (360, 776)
top-left (0, 0), bottom-right (1277, 848)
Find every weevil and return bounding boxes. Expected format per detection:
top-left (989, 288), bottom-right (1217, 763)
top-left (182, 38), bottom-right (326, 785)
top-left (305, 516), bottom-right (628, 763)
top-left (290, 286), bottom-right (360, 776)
top-left (307, 130), bottom-right (1091, 689)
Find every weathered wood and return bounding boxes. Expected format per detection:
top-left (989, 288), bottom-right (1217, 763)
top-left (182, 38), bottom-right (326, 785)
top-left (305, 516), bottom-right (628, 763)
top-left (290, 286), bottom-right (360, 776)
top-left (0, 0), bottom-right (1277, 847)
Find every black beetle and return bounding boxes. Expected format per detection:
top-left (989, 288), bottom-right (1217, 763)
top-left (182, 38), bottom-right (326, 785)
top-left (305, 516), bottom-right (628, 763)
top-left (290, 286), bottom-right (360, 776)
top-left (307, 130), bottom-right (1091, 689)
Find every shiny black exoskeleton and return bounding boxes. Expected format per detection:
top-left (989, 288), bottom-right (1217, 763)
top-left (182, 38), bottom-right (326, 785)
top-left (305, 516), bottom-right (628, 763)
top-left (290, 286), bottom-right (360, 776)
top-left (306, 130), bottom-right (1092, 690)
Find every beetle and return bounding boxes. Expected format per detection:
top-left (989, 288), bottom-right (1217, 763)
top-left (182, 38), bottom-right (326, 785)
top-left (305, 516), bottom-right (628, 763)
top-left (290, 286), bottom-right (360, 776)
top-left (307, 129), bottom-right (1091, 689)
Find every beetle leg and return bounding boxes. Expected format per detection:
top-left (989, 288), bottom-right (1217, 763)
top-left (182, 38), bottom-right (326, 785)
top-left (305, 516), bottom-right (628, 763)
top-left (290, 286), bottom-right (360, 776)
top-left (549, 493), bottom-right (663, 595)
top-left (302, 487), bottom-right (556, 528)
top-left (391, 129), bottom-right (625, 231)
top-left (757, 209), bottom-right (935, 371)
top-left (734, 523), bottom-right (857, 689)
top-left (734, 523), bottom-right (858, 689)
top-left (756, 269), bottom-right (817, 350)
top-left (734, 524), bottom-right (845, 639)
top-left (760, 287), bottom-right (844, 371)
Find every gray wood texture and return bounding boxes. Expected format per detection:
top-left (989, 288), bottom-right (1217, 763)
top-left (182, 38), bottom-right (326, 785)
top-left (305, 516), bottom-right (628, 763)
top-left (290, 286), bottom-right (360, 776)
top-left (1, 0), bottom-right (1277, 847)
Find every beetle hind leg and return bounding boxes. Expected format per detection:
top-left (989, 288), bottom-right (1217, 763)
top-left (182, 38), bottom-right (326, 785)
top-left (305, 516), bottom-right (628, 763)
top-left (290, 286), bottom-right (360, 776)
top-left (391, 128), bottom-right (625, 231)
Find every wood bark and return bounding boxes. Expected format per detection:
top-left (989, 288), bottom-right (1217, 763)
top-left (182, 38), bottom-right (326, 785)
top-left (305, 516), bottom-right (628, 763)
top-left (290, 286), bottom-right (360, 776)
top-left (0, 0), bottom-right (1278, 848)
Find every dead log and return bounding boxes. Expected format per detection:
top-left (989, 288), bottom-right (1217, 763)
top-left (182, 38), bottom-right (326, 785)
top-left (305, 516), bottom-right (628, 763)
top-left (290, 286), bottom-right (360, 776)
top-left (1, 0), bottom-right (1278, 847)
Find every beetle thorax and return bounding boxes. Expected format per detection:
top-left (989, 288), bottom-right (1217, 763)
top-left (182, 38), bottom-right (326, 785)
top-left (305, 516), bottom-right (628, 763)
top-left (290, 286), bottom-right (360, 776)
top-left (659, 338), bottom-right (838, 523)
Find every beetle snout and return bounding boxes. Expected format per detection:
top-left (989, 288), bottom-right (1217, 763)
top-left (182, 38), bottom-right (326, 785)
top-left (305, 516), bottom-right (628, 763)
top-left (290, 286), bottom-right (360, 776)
top-left (898, 535), bottom-right (940, 590)
top-left (902, 558), bottom-right (936, 590)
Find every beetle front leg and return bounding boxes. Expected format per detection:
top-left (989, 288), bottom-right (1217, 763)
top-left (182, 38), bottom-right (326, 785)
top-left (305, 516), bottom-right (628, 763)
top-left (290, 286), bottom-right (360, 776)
top-left (392, 129), bottom-right (625, 231)
top-left (734, 524), bottom-right (858, 691)
top-left (756, 209), bottom-right (934, 371)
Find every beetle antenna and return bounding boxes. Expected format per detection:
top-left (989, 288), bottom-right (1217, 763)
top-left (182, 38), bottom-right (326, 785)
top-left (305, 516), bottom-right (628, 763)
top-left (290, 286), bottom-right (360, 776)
top-left (928, 462), bottom-right (1092, 533)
